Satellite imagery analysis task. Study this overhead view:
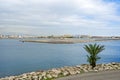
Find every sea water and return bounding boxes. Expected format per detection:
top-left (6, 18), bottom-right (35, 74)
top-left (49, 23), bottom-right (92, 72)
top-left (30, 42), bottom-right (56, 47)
top-left (0, 39), bottom-right (120, 77)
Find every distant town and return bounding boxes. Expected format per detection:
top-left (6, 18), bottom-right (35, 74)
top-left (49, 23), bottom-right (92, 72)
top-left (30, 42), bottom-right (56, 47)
top-left (0, 34), bottom-right (120, 40)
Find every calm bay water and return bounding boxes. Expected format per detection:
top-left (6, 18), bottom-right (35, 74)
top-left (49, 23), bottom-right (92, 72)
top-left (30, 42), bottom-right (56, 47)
top-left (0, 39), bottom-right (120, 77)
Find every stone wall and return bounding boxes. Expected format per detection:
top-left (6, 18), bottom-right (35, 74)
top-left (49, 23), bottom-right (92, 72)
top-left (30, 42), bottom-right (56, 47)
top-left (0, 62), bottom-right (120, 80)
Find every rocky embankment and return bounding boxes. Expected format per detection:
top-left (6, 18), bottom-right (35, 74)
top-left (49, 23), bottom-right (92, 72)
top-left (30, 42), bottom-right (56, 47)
top-left (1, 62), bottom-right (120, 80)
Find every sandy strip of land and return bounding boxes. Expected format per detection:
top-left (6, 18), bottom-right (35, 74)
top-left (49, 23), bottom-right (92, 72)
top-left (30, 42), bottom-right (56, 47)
top-left (20, 38), bottom-right (118, 44)
top-left (21, 38), bottom-right (95, 44)
top-left (56, 70), bottom-right (120, 80)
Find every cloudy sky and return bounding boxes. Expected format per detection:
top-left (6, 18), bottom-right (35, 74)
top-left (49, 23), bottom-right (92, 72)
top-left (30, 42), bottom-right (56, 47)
top-left (0, 0), bottom-right (120, 36)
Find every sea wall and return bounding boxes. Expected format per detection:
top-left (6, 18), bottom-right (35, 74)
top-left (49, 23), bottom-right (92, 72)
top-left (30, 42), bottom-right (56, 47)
top-left (0, 62), bottom-right (120, 80)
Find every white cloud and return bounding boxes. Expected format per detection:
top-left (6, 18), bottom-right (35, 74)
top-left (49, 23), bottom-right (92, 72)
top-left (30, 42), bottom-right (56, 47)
top-left (0, 0), bottom-right (120, 35)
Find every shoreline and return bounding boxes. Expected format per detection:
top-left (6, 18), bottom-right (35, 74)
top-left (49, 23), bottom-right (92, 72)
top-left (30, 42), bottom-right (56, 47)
top-left (0, 62), bottom-right (120, 80)
top-left (20, 38), bottom-right (120, 44)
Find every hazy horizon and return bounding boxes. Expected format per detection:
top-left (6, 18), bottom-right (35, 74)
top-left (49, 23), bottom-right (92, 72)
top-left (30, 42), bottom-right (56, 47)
top-left (0, 0), bottom-right (120, 36)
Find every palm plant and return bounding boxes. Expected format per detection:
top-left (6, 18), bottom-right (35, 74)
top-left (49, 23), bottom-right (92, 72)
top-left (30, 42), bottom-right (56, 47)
top-left (84, 43), bottom-right (105, 69)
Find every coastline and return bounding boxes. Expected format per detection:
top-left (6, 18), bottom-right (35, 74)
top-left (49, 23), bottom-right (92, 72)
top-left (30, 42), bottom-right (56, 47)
top-left (0, 62), bottom-right (120, 80)
top-left (20, 38), bottom-right (120, 44)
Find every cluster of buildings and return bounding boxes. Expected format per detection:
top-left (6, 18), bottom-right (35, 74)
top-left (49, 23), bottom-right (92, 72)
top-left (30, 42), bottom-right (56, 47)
top-left (0, 34), bottom-right (35, 39)
top-left (0, 34), bottom-right (22, 39)
top-left (0, 34), bottom-right (120, 39)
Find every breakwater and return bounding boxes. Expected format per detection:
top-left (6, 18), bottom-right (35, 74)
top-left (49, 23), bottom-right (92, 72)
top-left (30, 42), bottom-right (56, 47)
top-left (20, 38), bottom-right (95, 44)
top-left (0, 62), bottom-right (120, 80)
top-left (20, 38), bottom-right (120, 44)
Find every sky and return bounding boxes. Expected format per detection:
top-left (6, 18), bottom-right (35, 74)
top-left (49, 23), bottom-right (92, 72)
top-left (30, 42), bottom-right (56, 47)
top-left (0, 0), bottom-right (120, 36)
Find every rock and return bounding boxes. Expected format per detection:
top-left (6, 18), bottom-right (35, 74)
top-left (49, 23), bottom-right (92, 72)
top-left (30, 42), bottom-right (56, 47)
top-left (118, 67), bottom-right (120, 69)
top-left (105, 67), bottom-right (110, 70)
top-left (22, 74), bottom-right (28, 79)
top-left (15, 78), bottom-right (23, 80)
top-left (94, 70), bottom-right (98, 72)
top-left (29, 72), bottom-right (36, 75)
top-left (107, 63), bottom-right (112, 66)
top-left (8, 76), bottom-right (15, 80)
top-left (63, 71), bottom-right (69, 76)
top-left (98, 68), bottom-right (104, 71)
top-left (87, 67), bottom-right (92, 71)
top-left (118, 64), bottom-right (120, 66)
top-left (43, 76), bottom-right (47, 80)
top-left (51, 73), bottom-right (58, 78)
top-left (76, 70), bottom-right (80, 74)
top-left (109, 66), bottom-right (113, 70)
top-left (76, 65), bottom-right (82, 68)
top-left (0, 62), bottom-right (120, 80)
top-left (114, 65), bottom-right (118, 68)
top-left (69, 70), bottom-right (76, 75)
top-left (51, 69), bottom-right (61, 74)
top-left (46, 74), bottom-right (52, 79)
top-left (32, 75), bottom-right (38, 80)
top-left (101, 64), bottom-right (105, 67)
top-left (111, 62), bottom-right (116, 65)
top-left (26, 76), bottom-right (32, 80)
top-left (41, 72), bottom-right (46, 76)
top-left (38, 75), bottom-right (42, 80)
top-left (83, 69), bottom-right (88, 72)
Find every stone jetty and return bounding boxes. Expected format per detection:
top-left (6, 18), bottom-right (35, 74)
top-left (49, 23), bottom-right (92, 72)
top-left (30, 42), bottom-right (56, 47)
top-left (0, 62), bottom-right (120, 80)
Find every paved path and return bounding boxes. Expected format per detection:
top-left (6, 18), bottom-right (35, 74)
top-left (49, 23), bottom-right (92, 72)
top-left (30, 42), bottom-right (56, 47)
top-left (56, 70), bottom-right (120, 80)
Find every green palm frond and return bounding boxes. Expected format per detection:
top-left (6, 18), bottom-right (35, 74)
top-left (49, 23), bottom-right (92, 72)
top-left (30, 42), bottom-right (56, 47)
top-left (84, 43), bottom-right (105, 68)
